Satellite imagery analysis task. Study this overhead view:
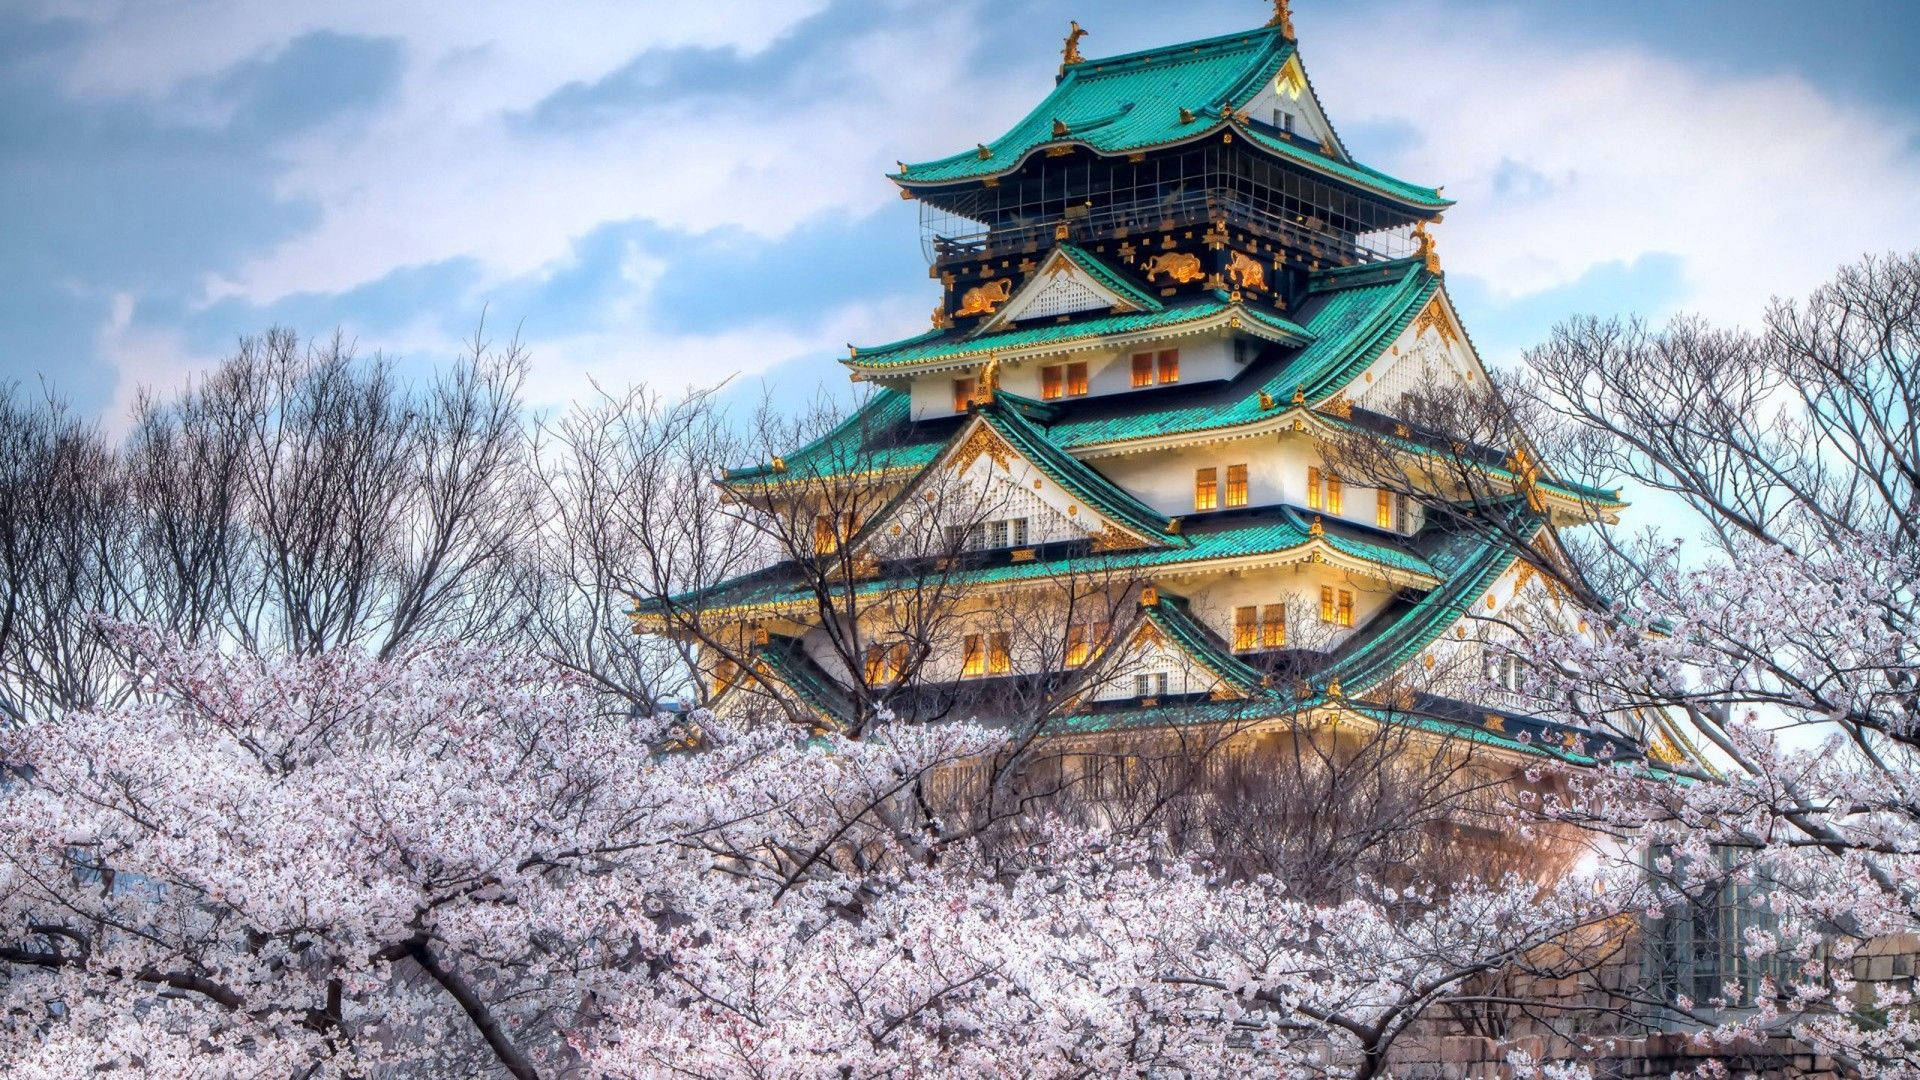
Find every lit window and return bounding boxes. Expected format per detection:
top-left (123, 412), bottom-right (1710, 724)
top-left (953, 378), bottom-right (978, 412)
top-left (1307, 466), bottom-right (1323, 511)
top-left (813, 514), bottom-right (837, 554)
top-left (962, 634), bottom-right (985, 677)
top-left (988, 632), bottom-right (1012, 675)
top-left (1066, 362), bottom-right (1088, 396)
top-left (1378, 490), bottom-right (1395, 529)
top-left (1337, 590), bottom-right (1355, 627)
top-left (1327, 476), bottom-right (1344, 515)
top-left (1261, 604), bottom-right (1286, 648)
top-left (1157, 349), bottom-right (1180, 384)
top-left (1225, 464), bottom-right (1249, 508)
top-left (1042, 365), bottom-right (1063, 400)
top-left (1194, 467), bottom-right (1219, 511)
top-left (1065, 620), bottom-right (1107, 668)
top-left (1131, 353), bottom-right (1154, 388)
top-left (863, 642), bottom-right (910, 686)
top-left (1233, 606), bottom-right (1258, 651)
top-left (1319, 585), bottom-right (1335, 623)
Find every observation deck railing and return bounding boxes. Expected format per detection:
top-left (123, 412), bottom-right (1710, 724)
top-left (925, 189), bottom-right (1406, 269)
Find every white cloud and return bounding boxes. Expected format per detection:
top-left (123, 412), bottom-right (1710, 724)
top-left (1305, 2), bottom-right (1920, 323)
top-left (94, 293), bottom-right (216, 437)
top-left (195, 1), bottom-right (1000, 307)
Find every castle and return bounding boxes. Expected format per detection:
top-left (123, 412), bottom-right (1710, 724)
top-left (635, 3), bottom-right (1671, 780)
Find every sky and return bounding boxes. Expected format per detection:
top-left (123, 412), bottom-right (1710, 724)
top-left (4, 0), bottom-right (1919, 430)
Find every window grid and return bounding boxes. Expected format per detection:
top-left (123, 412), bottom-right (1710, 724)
top-left (1131, 353), bottom-right (1154, 388)
top-left (1327, 476), bottom-right (1344, 515)
top-left (1157, 349), bottom-right (1180, 384)
top-left (1066, 361), bottom-right (1088, 396)
top-left (1261, 604), bottom-right (1287, 648)
top-left (1233, 606), bottom-right (1258, 651)
top-left (1307, 466), bottom-right (1323, 510)
top-left (988, 632), bottom-right (1012, 675)
top-left (1225, 464), bottom-right (1249, 508)
top-left (1377, 489), bottom-right (1395, 529)
top-left (962, 634), bottom-right (986, 677)
top-left (1041, 366), bottom-right (1063, 400)
top-left (1194, 467), bottom-right (1219, 511)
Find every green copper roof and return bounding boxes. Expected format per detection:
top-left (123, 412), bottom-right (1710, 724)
top-left (975, 399), bottom-right (1175, 544)
top-left (847, 294), bottom-right (1309, 373)
top-left (892, 26), bottom-right (1449, 211)
top-left (1044, 691), bottom-right (1630, 765)
top-left (1042, 258), bottom-right (1437, 445)
top-left (1141, 594), bottom-right (1270, 694)
top-left (1236, 125), bottom-right (1452, 212)
top-left (639, 504), bottom-right (1436, 617)
top-left (742, 635), bottom-right (854, 724)
top-left (1320, 521), bottom-right (1528, 698)
top-left (748, 260), bottom-right (1438, 484)
top-left (726, 390), bottom-right (941, 484)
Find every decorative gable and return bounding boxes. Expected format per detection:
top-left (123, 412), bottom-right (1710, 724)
top-left (1240, 55), bottom-right (1344, 158)
top-left (982, 246), bottom-right (1157, 332)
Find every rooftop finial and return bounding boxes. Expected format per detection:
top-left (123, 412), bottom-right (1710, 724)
top-left (1268, 0), bottom-right (1295, 37)
top-left (1413, 220), bottom-right (1442, 274)
top-left (1062, 20), bottom-right (1089, 68)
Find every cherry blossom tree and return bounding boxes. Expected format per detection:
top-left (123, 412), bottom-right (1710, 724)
top-left (1505, 253), bottom-right (1920, 1074)
top-left (2, 624), bottom-right (1637, 1078)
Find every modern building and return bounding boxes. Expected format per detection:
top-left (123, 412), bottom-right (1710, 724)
top-left (636, 4), bottom-right (1680, 775)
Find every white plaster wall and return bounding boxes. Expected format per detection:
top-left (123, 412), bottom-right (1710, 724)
top-left (898, 332), bottom-right (1243, 418)
top-left (1353, 292), bottom-right (1489, 412)
top-left (1176, 562), bottom-right (1396, 652)
top-left (1242, 58), bottom-right (1339, 150)
top-left (1091, 431), bottom-right (1412, 535)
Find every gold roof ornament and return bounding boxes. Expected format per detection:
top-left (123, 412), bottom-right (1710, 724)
top-left (1139, 585), bottom-right (1160, 607)
top-left (1308, 514), bottom-right (1324, 537)
top-left (1291, 385), bottom-right (1306, 406)
top-left (1052, 118), bottom-right (1070, 138)
top-left (1413, 220), bottom-right (1442, 274)
top-left (1326, 676), bottom-right (1343, 698)
top-left (1268, 0), bottom-right (1295, 37)
top-left (1259, 390), bottom-right (1276, 410)
top-left (1178, 106), bottom-right (1196, 124)
top-left (978, 354), bottom-right (1001, 402)
top-left (1062, 20), bottom-right (1088, 68)
top-left (976, 143), bottom-right (993, 160)
top-left (771, 457), bottom-right (787, 473)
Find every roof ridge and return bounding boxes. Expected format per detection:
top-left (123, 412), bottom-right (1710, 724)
top-left (976, 402), bottom-right (1175, 546)
top-left (1070, 24), bottom-right (1281, 71)
top-left (1143, 594), bottom-right (1273, 695)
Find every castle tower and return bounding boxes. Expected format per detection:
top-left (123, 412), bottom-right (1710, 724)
top-left (636, 10), bottom-right (1652, 770)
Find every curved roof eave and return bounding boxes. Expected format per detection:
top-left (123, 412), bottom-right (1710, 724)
top-left (894, 117), bottom-right (1452, 214)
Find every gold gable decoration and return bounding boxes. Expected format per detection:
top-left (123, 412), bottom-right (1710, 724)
top-left (953, 424), bottom-right (1012, 473)
top-left (1412, 297), bottom-right (1459, 346)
